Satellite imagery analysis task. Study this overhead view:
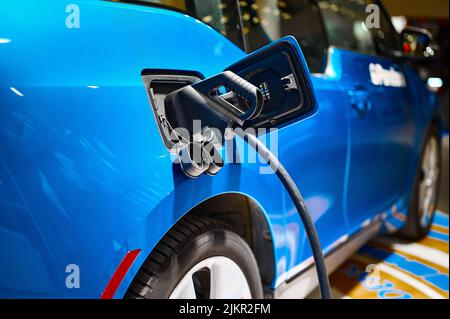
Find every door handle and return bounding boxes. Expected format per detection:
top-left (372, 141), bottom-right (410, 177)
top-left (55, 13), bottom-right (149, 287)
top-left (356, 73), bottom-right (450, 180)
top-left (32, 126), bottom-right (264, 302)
top-left (348, 86), bottom-right (372, 115)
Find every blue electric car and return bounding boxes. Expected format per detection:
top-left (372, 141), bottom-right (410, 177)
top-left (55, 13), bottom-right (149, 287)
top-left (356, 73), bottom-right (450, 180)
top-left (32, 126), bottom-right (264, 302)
top-left (0, 0), bottom-right (442, 299)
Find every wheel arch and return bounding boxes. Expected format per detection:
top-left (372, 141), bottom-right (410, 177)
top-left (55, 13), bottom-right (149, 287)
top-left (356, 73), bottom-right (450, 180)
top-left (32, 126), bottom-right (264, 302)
top-left (112, 188), bottom-right (282, 299)
top-left (186, 193), bottom-right (276, 293)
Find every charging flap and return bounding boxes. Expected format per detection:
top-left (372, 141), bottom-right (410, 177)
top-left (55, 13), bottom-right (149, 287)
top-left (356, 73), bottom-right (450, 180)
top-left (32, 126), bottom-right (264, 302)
top-left (225, 36), bottom-right (318, 128)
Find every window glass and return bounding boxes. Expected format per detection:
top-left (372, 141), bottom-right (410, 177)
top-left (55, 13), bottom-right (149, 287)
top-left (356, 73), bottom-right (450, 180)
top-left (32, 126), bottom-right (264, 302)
top-left (240, 0), bottom-right (328, 74)
top-left (319, 0), bottom-right (376, 55)
top-left (125, 0), bottom-right (244, 48)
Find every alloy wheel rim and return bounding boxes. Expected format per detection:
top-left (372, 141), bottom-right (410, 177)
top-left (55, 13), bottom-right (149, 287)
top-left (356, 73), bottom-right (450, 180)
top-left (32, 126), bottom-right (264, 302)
top-left (169, 256), bottom-right (252, 299)
top-left (419, 137), bottom-right (439, 228)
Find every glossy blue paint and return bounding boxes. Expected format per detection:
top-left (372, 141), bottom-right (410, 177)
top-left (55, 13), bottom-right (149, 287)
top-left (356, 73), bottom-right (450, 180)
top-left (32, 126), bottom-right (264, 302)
top-left (337, 48), bottom-right (417, 233)
top-left (0, 0), bottom-right (439, 298)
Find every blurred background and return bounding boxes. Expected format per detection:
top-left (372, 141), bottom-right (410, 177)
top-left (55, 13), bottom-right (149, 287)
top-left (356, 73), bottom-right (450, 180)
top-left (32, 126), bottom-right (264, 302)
top-left (386, 0), bottom-right (448, 128)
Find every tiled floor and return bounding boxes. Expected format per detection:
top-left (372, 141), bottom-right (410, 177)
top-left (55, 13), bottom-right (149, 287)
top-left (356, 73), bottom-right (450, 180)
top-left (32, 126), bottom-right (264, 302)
top-left (310, 211), bottom-right (449, 299)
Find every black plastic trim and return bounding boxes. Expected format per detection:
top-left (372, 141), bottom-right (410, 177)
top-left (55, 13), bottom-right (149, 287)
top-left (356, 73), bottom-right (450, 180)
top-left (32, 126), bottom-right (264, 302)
top-left (142, 70), bottom-right (204, 151)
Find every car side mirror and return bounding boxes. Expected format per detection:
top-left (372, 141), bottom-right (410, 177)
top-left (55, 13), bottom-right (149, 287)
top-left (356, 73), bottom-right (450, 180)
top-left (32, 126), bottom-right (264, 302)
top-left (401, 26), bottom-right (438, 60)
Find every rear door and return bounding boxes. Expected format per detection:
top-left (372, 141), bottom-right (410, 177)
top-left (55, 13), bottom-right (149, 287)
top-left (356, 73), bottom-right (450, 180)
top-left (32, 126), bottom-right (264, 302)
top-left (320, 0), bottom-right (416, 230)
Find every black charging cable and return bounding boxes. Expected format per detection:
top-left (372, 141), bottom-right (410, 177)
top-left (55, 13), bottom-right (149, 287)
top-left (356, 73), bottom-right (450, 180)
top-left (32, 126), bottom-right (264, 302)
top-left (235, 129), bottom-right (333, 299)
top-left (165, 70), bottom-right (332, 298)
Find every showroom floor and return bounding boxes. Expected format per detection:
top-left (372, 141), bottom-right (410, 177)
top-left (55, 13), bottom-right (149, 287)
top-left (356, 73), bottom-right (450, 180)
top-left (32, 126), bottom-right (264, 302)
top-left (309, 135), bottom-right (449, 299)
top-left (323, 211), bottom-right (448, 299)
top-left (307, 211), bottom-right (449, 299)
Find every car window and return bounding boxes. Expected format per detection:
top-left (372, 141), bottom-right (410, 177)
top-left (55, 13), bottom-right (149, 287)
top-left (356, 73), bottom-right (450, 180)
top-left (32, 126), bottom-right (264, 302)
top-left (319, 0), bottom-right (376, 55)
top-left (240, 0), bottom-right (328, 74)
top-left (121, 0), bottom-right (244, 48)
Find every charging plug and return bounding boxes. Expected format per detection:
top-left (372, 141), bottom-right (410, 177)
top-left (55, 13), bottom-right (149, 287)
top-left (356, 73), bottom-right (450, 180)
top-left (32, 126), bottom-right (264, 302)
top-left (165, 71), bottom-right (263, 178)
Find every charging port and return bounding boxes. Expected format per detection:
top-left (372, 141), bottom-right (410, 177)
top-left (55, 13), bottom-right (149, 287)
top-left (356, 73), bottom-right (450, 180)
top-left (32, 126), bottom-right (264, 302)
top-left (142, 70), bottom-right (204, 151)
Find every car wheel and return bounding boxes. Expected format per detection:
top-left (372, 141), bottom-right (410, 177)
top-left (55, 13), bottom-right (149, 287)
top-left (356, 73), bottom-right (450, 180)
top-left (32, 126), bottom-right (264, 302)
top-left (401, 126), bottom-right (441, 240)
top-left (125, 216), bottom-right (263, 299)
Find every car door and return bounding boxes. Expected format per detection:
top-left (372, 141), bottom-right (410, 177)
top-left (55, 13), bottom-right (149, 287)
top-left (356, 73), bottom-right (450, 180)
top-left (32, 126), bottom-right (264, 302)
top-left (238, 0), bottom-right (351, 275)
top-left (320, 0), bottom-right (416, 230)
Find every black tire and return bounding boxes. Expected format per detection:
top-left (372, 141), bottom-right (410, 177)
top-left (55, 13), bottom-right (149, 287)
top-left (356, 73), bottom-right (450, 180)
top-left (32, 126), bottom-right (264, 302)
top-left (125, 216), bottom-right (263, 299)
top-left (400, 125), bottom-right (441, 240)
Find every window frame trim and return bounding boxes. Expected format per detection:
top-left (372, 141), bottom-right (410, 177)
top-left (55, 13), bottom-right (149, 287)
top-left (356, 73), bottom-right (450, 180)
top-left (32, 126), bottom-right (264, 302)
top-left (312, 0), bottom-right (332, 75)
top-left (374, 0), bottom-right (404, 58)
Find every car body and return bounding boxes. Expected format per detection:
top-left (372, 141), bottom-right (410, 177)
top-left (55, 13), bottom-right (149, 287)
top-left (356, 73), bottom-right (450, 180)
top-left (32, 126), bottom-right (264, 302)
top-left (0, 0), bottom-right (441, 298)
